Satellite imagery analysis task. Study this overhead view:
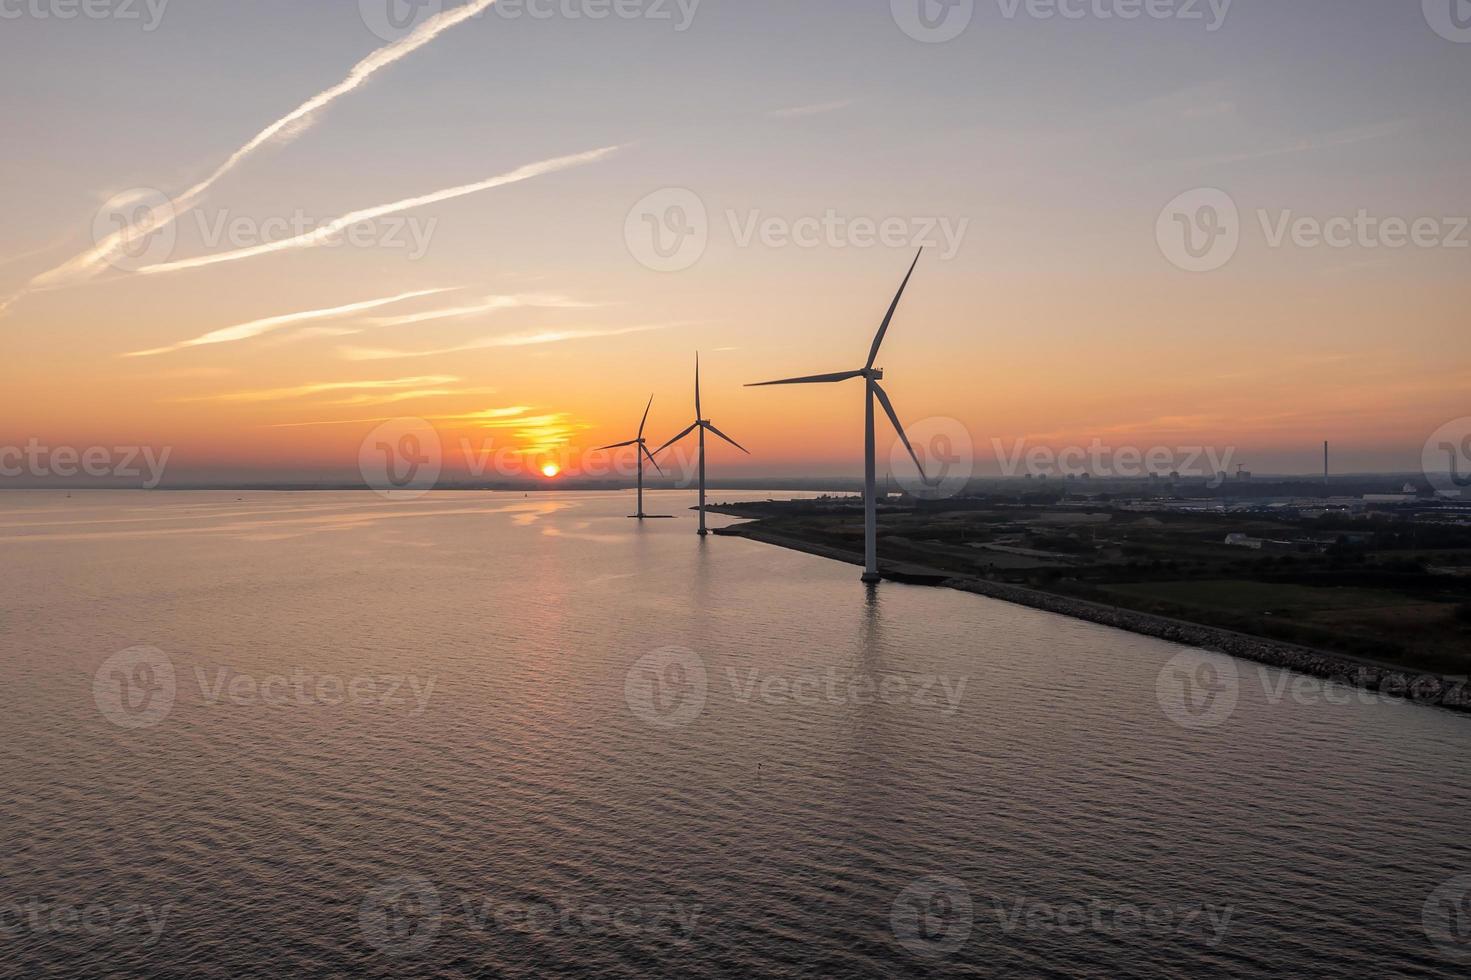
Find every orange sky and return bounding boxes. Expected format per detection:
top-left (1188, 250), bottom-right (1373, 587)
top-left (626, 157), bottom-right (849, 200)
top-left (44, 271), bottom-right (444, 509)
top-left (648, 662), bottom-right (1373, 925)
top-left (2, 2), bottom-right (1466, 485)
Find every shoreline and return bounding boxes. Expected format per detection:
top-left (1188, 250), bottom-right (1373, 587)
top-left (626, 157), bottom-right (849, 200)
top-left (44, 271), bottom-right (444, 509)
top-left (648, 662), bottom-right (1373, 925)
top-left (715, 522), bottom-right (1471, 715)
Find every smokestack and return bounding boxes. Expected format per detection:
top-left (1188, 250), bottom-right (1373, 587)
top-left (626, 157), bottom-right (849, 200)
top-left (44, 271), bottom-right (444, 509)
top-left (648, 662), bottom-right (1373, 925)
top-left (1324, 441), bottom-right (1329, 486)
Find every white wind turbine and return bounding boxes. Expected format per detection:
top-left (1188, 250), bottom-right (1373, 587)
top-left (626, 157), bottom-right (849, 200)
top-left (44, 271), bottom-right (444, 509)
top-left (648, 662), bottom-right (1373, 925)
top-left (748, 249), bottom-right (929, 583)
top-left (596, 395), bottom-right (669, 520)
top-left (653, 354), bottom-right (749, 536)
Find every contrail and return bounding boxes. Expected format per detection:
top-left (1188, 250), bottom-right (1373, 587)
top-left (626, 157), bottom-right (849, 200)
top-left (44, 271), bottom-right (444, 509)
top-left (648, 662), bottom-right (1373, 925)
top-left (366, 293), bottom-right (597, 328)
top-left (340, 322), bottom-right (673, 360)
top-left (123, 288), bottom-right (448, 357)
top-left (133, 146), bottom-right (621, 277)
top-left (21, 0), bottom-right (500, 296)
top-left (180, 376), bottom-right (462, 403)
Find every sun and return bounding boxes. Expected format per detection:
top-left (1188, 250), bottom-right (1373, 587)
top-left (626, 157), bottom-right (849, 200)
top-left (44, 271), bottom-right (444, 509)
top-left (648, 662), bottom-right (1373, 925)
top-left (541, 462), bottom-right (561, 479)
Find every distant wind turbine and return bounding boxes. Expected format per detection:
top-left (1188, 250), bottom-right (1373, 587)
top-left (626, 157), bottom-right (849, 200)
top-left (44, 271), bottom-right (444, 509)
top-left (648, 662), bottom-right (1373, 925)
top-left (654, 354), bottom-right (749, 536)
top-left (597, 396), bottom-right (669, 520)
top-left (748, 249), bottom-right (929, 583)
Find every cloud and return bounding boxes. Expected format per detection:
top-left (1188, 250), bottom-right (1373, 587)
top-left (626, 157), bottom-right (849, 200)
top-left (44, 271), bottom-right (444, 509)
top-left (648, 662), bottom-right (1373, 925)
top-left (131, 146), bottom-right (621, 277)
top-left (321, 385), bottom-right (500, 407)
top-left (767, 100), bottom-right (854, 119)
top-left (181, 375), bottom-right (461, 404)
top-left (19, 0), bottom-right (501, 298)
top-left (1174, 118), bottom-right (1412, 169)
top-left (436, 408), bottom-right (588, 456)
top-left (123, 288), bottom-right (448, 357)
top-left (338, 323), bottom-right (674, 360)
top-left (364, 293), bottom-right (599, 328)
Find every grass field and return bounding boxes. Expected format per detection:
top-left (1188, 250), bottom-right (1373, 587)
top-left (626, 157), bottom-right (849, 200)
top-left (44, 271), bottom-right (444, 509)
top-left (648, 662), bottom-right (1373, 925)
top-left (1094, 580), bottom-right (1468, 672)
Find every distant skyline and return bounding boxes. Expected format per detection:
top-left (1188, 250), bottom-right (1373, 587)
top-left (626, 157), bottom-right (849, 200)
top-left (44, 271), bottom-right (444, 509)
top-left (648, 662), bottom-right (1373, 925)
top-left (2, 0), bottom-right (1467, 485)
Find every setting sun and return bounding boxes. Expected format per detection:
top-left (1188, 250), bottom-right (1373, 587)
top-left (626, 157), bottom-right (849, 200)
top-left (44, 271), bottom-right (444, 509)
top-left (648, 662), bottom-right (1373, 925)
top-left (541, 462), bottom-right (561, 479)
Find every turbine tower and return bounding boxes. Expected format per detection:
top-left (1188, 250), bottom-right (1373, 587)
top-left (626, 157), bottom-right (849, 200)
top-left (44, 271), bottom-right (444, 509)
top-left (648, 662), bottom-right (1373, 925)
top-left (749, 249), bottom-right (929, 583)
top-left (596, 395), bottom-right (666, 520)
top-left (654, 354), bottom-right (748, 536)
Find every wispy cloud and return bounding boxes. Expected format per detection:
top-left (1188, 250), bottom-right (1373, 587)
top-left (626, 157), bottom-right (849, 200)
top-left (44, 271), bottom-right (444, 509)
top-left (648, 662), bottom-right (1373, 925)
top-left (181, 375), bottom-right (461, 404)
top-left (264, 407), bottom-right (525, 428)
top-left (437, 408), bottom-right (588, 456)
top-left (339, 323), bottom-right (674, 360)
top-left (364, 293), bottom-right (599, 328)
top-left (18, 0), bottom-right (501, 299)
top-left (321, 385), bottom-right (500, 407)
top-left (267, 402), bottom-right (582, 457)
top-left (132, 146), bottom-right (622, 277)
top-left (1176, 118), bottom-right (1412, 169)
top-left (123, 289), bottom-right (448, 357)
top-left (768, 100), bottom-right (853, 119)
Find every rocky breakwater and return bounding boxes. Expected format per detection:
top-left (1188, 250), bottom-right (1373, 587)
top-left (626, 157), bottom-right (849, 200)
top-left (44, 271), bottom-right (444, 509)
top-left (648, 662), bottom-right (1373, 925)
top-left (942, 576), bottom-right (1471, 715)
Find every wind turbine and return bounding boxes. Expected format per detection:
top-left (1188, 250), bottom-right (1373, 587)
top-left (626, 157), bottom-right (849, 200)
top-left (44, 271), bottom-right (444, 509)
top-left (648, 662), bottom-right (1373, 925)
top-left (748, 249), bottom-right (929, 583)
top-left (653, 354), bottom-right (748, 536)
top-left (597, 395), bottom-right (668, 520)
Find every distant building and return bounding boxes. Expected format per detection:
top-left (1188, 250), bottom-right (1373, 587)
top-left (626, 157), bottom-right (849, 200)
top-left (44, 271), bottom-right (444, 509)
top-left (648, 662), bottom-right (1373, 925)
top-left (1225, 533), bottom-right (1263, 549)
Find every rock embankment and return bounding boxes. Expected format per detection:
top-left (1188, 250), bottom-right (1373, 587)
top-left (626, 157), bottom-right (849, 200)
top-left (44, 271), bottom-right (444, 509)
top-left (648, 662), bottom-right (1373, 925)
top-left (715, 521), bottom-right (1471, 714)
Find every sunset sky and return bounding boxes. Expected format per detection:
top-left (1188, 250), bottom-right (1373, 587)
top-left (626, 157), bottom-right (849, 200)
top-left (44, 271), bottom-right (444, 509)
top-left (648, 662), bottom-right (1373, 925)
top-left (1, 0), bottom-right (1466, 485)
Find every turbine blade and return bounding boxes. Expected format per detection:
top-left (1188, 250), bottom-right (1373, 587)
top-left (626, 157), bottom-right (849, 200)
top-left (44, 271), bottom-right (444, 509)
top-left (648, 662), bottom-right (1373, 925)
top-left (703, 421), bottom-right (750, 455)
top-left (873, 382), bottom-right (927, 483)
top-left (866, 248), bottom-right (923, 370)
top-left (653, 421), bottom-right (699, 457)
top-left (638, 394), bottom-right (654, 439)
top-left (695, 352), bottom-right (702, 419)
top-left (596, 439), bottom-right (639, 451)
top-left (642, 443), bottom-right (664, 475)
top-left (746, 369), bottom-right (864, 387)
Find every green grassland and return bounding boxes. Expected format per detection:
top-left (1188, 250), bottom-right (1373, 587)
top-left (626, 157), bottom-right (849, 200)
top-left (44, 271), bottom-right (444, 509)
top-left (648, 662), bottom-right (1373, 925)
top-left (712, 500), bottom-right (1471, 675)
